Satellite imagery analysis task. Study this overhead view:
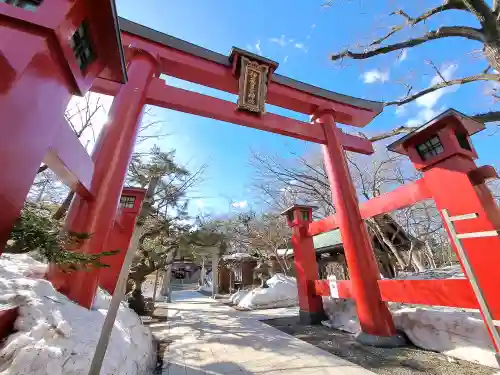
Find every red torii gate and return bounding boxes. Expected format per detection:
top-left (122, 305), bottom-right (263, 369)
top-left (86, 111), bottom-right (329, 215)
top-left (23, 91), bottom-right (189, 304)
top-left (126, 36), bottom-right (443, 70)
top-left (1, 0), bottom-right (431, 346)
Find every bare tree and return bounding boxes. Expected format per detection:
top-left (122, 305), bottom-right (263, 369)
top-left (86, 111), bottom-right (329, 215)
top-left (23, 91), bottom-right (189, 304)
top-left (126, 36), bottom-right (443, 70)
top-left (325, 0), bottom-right (500, 138)
top-left (220, 211), bottom-right (292, 274)
top-left (250, 146), bottom-right (448, 274)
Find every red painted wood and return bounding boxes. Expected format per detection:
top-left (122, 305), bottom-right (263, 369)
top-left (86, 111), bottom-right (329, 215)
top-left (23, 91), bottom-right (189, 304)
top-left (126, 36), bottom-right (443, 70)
top-left (43, 118), bottom-right (94, 197)
top-left (146, 80), bottom-right (374, 154)
top-left (308, 216), bottom-right (338, 237)
top-left (94, 32), bottom-right (381, 127)
top-left (360, 179), bottom-right (432, 219)
top-left (0, 307), bottom-right (18, 340)
top-left (291, 224), bottom-right (324, 316)
top-left (312, 279), bottom-right (353, 298)
top-left (0, 26), bottom-right (73, 249)
top-left (99, 188), bottom-right (146, 294)
top-left (377, 279), bottom-right (482, 308)
top-left (315, 278), bottom-right (500, 319)
top-left (320, 110), bottom-right (396, 337)
top-left (308, 179), bottom-right (431, 236)
top-left (47, 52), bottom-right (158, 308)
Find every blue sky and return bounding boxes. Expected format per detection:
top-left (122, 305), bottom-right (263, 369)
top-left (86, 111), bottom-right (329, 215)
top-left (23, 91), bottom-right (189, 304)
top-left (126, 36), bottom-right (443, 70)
top-left (114, 0), bottom-right (499, 216)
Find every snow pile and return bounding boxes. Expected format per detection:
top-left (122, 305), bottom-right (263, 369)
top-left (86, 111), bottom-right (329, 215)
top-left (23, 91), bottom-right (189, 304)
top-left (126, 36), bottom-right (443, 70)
top-left (199, 270), bottom-right (212, 293)
top-left (233, 274), bottom-right (298, 310)
top-left (229, 290), bottom-right (249, 305)
top-left (323, 270), bottom-right (499, 369)
top-left (0, 254), bottom-right (154, 375)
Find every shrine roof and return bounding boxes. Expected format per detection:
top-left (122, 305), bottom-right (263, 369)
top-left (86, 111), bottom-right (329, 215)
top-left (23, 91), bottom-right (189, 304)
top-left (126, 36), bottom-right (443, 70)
top-left (118, 18), bottom-right (383, 115)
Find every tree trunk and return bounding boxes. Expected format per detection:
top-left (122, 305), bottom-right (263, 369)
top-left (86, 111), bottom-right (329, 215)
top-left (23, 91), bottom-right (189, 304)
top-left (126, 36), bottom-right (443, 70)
top-left (372, 220), bottom-right (407, 270)
top-left (128, 274), bottom-right (147, 315)
top-left (273, 250), bottom-right (288, 275)
top-left (53, 191), bottom-right (75, 220)
top-left (484, 42), bottom-right (500, 72)
top-left (424, 241), bottom-right (437, 269)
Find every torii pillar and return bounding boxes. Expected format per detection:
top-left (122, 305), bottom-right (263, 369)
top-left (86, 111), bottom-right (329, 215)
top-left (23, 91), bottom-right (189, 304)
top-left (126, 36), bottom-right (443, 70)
top-left (314, 109), bottom-right (405, 346)
top-left (48, 49), bottom-right (160, 309)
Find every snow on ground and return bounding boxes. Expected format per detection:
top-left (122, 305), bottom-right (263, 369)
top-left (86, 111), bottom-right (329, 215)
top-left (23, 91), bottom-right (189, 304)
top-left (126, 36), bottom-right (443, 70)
top-left (231, 274), bottom-right (298, 310)
top-left (0, 254), bottom-right (154, 375)
top-left (323, 268), bottom-right (499, 369)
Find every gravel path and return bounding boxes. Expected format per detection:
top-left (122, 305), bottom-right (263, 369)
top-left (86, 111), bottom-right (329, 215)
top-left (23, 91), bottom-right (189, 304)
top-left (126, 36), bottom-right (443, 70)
top-left (264, 316), bottom-right (498, 375)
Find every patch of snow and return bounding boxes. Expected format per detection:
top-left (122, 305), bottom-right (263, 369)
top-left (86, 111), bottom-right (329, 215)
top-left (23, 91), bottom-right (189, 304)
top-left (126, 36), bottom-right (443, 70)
top-left (0, 254), bottom-right (154, 375)
top-left (396, 265), bottom-right (464, 280)
top-left (233, 274), bottom-right (298, 310)
top-left (229, 290), bottom-right (249, 305)
top-left (222, 253), bottom-right (255, 261)
top-left (323, 271), bottom-right (499, 369)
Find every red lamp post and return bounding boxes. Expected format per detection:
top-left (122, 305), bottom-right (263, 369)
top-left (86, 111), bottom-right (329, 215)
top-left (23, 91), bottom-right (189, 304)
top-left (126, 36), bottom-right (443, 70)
top-left (281, 204), bottom-right (325, 324)
top-left (99, 187), bottom-right (146, 295)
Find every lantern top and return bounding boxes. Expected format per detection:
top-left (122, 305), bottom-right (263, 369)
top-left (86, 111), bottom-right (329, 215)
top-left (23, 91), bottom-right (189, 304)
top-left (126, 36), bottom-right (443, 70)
top-left (387, 108), bottom-right (485, 155)
top-left (280, 204), bottom-right (318, 216)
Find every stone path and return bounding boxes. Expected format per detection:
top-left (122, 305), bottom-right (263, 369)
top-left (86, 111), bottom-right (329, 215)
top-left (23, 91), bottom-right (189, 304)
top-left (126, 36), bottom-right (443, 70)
top-left (150, 290), bottom-right (377, 375)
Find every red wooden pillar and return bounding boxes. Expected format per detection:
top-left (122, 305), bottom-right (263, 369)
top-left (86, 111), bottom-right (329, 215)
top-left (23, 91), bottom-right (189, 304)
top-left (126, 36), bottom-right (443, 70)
top-left (315, 110), bottom-right (403, 345)
top-left (0, 23), bottom-right (72, 249)
top-left (99, 188), bottom-right (146, 294)
top-left (282, 205), bottom-right (324, 324)
top-left (48, 50), bottom-right (160, 308)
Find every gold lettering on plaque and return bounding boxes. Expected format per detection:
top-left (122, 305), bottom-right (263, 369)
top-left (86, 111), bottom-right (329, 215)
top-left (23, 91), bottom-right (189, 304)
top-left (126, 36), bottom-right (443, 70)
top-left (237, 56), bottom-right (269, 114)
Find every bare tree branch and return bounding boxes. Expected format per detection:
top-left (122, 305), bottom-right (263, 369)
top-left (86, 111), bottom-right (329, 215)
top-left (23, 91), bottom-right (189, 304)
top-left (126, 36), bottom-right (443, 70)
top-left (371, 2), bottom-right (469, 47)
top-left (462, 0), bottom-right (497, 27)
top-left (386, 73), bottom-right (500, 106)
top-left (471, 110), bottom-right (500, 123)
top-left (365, 126), bottom-right (420, 143)
top-left (332, 27), bottom-right (484, 62)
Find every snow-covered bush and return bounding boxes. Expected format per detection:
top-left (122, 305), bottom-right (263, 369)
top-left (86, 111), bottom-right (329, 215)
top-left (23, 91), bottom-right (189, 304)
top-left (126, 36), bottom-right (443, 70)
top-left (0, 254), bottom-right (154, 375)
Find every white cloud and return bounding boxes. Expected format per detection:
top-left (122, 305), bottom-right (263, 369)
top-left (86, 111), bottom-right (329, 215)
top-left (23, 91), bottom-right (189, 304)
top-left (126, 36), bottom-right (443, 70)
top-left (361, 69), bottom-right (390, 84)
top-left (255, 40), bottom-right (262, 55)
top-left (284, 56), bottom-right (289, 63)
top-left (394, 105), bottom-right (407, 117)
top-left (232, 200), bottom-right (248, 209)
top-left (405, 107), bottom-right (444, 127)
top-left (415, 64), bottom-right (458, 109)
top-left (311, 23), bottom-right (316, 28)
top-left (196, 199), bottom-right (205, 209)
top-left (398, 49), bottom-right (408, 63)
top-left (402, 64), bottom-right (459, 128)
top-left (294, 42), bottom-right (305, 49)
top-left (270, 35), bottom-right (287, 47)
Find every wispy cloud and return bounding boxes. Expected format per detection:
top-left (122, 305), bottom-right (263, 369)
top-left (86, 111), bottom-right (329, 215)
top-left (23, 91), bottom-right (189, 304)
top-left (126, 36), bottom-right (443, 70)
top-left (294, 42), bottom-right (305, 49)
top-left (269, 35), bottom-right (287, 47)
top-left (361, 69), bottom-right (390, 84)
top-left (398, 49), bottom-right (408, 63)
top-left (284, 56), bottom-right (289, 63)
top-left (255, 40), bottom-right (262, 55)
top-left (196, 199), bottom-right (205, 209)
top-left (405, 63), bottom-right (459, 127)
top-left (311, 23), bottom-right (316, 28)
top-left (394, 106), bottom-right (407, 117)
top-left (415, 63), bottom-right (458, 109)
top-left (231, 200), bottom-right (248, 209)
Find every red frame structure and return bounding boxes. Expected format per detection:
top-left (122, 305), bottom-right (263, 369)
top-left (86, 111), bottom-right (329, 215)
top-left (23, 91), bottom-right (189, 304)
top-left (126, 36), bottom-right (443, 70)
top-left (1, 1), bottom-right (498, 348)
top-left (312, 109), bottom-right (500, 350)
